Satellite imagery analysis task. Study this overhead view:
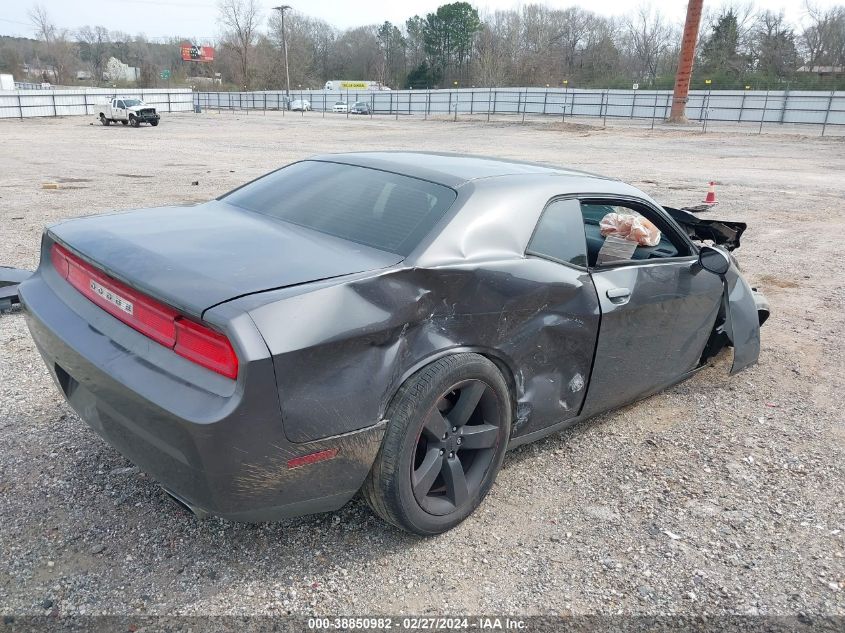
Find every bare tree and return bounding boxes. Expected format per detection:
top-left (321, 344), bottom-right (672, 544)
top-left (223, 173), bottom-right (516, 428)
top-left (801, 2), bottom-right (845, 67)
top-left (29, 4), bottom-right (76, 85)
top-left (3, 0), bottom-right (843, 92)
top-left (473, 14), bottom-right (507, 87)
top-left (218, 0), bottom-right (261, 89)
top-left (333, 26), bottom-right (381, 81)
top-left (623, 6), bottom-right (675, 83)
top-left (77, 25), bottom-right (110, 83)
top-left (551, 7), bottom-right (596, 77)
top-left (752, 10), bottom-right (798, 76)
top-left (267, 10), bottom-right (337, 89)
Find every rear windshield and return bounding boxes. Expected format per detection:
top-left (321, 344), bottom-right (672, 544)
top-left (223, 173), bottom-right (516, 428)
top-left (221, 161), bottom-right (457, 256)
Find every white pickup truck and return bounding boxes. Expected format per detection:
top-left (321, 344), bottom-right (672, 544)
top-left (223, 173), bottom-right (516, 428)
top-left (98, 98), bottom-right (160, 127)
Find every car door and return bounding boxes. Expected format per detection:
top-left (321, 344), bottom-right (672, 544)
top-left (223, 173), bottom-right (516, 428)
top-left (578, 197), bottom-right (724, 416)
top-left (115, 100), bottom-right (126, 119)
top-left (518, 197), bottom-right (600, 436)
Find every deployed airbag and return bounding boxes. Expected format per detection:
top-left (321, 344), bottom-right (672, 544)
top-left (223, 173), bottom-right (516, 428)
top-left (599, 212), bottom-right (661, 247)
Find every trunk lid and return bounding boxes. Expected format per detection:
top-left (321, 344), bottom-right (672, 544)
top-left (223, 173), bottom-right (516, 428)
top-left (48, 201), bottom-right (403, 316)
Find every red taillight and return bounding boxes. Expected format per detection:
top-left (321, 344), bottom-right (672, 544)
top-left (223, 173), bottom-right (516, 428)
top-left (50, 243), bottom-right (239, 380)
top-left (174, 318), bottom-right (239, 380)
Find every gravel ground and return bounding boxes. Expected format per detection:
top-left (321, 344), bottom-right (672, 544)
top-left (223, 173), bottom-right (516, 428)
top-left (0, 113), bottom-right (843, 618)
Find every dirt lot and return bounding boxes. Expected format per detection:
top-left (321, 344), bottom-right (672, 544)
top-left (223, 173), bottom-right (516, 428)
top-left (0, 113), bottom-right (843, 619)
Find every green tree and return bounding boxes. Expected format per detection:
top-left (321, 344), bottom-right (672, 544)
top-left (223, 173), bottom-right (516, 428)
top-left (377, 21), bottom-right (405, 88)
top-left (406, 61), bottom-right (441, 88)
top-left (405, 15), bottom-right (427, 71)
top-left (422, 2), bottom-right (482, 82)
top-left (753, 11), bottom-right (798, 78)
top-left (699, 9), bottom-right (748, 78)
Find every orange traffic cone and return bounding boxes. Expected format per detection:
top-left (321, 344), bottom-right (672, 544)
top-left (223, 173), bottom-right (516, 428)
top-left (703, 181), bottom-right (717, 204)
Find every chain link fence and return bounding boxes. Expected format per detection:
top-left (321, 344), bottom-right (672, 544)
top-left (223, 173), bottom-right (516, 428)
top-left (0, 88), bottom-right (194, 118)
top-left (194, 87), bottom-right (845, 136)
top-left (2, 86), bottom-right (842, 135)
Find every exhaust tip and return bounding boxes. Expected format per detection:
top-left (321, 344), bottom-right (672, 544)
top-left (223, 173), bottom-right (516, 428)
top-left (161, 487), bottom-right (209, 520)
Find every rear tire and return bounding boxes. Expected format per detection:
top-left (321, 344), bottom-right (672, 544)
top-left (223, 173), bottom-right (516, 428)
top-left (100, 114), bottom-right (109, 126)
top-left (363, 353), bottom-right (511, 535)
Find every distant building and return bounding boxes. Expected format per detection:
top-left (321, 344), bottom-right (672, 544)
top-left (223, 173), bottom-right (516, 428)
top-left (187, 76), bottom-right (222, 87)
top-left (21, 64), bottom-right (56, 81)
top-left (797, 65), bottom-right (845, 77)
top-left (104, 57), bottom-right (139, 82)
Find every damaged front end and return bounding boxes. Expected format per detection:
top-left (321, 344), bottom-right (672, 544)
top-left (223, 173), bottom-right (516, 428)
top-left (664, 206), bottom-right (747, 251)
top-left (666, 206), bottom-right (768, 374)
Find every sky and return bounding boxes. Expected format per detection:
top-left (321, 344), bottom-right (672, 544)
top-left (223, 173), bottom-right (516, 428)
top-left (0, 0), bottom-right (839, 43)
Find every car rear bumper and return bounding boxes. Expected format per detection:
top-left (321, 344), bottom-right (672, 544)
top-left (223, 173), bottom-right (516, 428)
top-left (19, 267), bottom-right (385, 522)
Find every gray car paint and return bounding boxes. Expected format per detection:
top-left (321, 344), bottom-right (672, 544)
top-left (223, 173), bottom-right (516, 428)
top-left (48, 201), bottom-right (403, 317)
top-left (583, 259), bottom-right (723, 414)
top-left (21, 235), bottom-right (385, 521)
top-left (19, 152), bottom-right (765, 522)
top-left (724, 263), bottom-right (762, 374)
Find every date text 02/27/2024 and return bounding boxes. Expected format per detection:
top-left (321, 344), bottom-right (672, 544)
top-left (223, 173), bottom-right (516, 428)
top-left (307, 617), bottom-right (527, 630)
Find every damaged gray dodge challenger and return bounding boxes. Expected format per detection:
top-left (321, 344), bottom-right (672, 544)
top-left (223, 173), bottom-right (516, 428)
top-left (19, 152), bottom-right (769, 535)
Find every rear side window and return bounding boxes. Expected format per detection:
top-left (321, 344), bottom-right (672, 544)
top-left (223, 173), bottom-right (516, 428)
top-left (527, 198), bottom-right (588, 267)
top-left (221, 161), bottom-right (456, 256)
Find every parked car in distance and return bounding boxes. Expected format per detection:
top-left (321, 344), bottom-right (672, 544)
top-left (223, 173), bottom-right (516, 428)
top-left (332, 101), bottom-right (348, 113)
top-left (350, 101), bottom-right (370, 115)
top-left (20, 153), bottom-right (768, 535)
top-left (98, 98), bottom-right (160, 127)
top-left (290, 99), bottom-right (311, 112)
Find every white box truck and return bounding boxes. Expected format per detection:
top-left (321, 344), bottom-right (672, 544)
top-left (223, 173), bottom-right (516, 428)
top-left (324, 80), bottom-right (388, 91)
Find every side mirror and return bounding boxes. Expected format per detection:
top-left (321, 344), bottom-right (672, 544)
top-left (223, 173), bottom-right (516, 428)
top-left (698, 245), bottom-right (731, 276)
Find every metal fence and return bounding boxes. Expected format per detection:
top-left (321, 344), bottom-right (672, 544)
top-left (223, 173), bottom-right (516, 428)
top-left (3, 86), bottom-right (843, 135)
top-left (0, 88), bottom-right (194, 118)
top-left (195, 87), bottom-right (845, 135)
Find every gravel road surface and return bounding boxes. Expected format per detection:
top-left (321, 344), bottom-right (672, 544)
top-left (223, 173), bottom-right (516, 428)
top-left (0, 113), bottom-right (843, 618)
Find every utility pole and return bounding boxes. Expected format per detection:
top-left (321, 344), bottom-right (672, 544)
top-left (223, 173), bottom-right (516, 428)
top-left (669, 0), bottom-right (704, 122)
top-left (272, 5), bottom-right (292, 97)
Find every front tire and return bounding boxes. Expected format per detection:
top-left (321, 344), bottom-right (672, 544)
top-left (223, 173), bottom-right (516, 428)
top-left (150, 119), bottom-right (159, 127)
top-left (129, 115), bottom-right (139, 127)
top-left (363, 353), bottom-right (511, 535)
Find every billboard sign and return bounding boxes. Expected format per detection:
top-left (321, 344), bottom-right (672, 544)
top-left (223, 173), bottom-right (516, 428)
top-left (181, 45), bottom-right (215, 63)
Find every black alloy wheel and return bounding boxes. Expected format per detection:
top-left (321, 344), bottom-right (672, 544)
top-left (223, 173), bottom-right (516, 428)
top-left (411, 379), bottom-right (501, 516)
top-left (363, 353), bottom-right (511, 535)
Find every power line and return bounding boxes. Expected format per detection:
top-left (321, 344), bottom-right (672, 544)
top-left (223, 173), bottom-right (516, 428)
top-left (105, 0), bottom-right (217, 7)
top-left (0, 17), bottom-right (31, 26)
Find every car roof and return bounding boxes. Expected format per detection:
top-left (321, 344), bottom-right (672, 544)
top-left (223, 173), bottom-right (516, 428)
top-left (308, 151), bottom-right (615, 189)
